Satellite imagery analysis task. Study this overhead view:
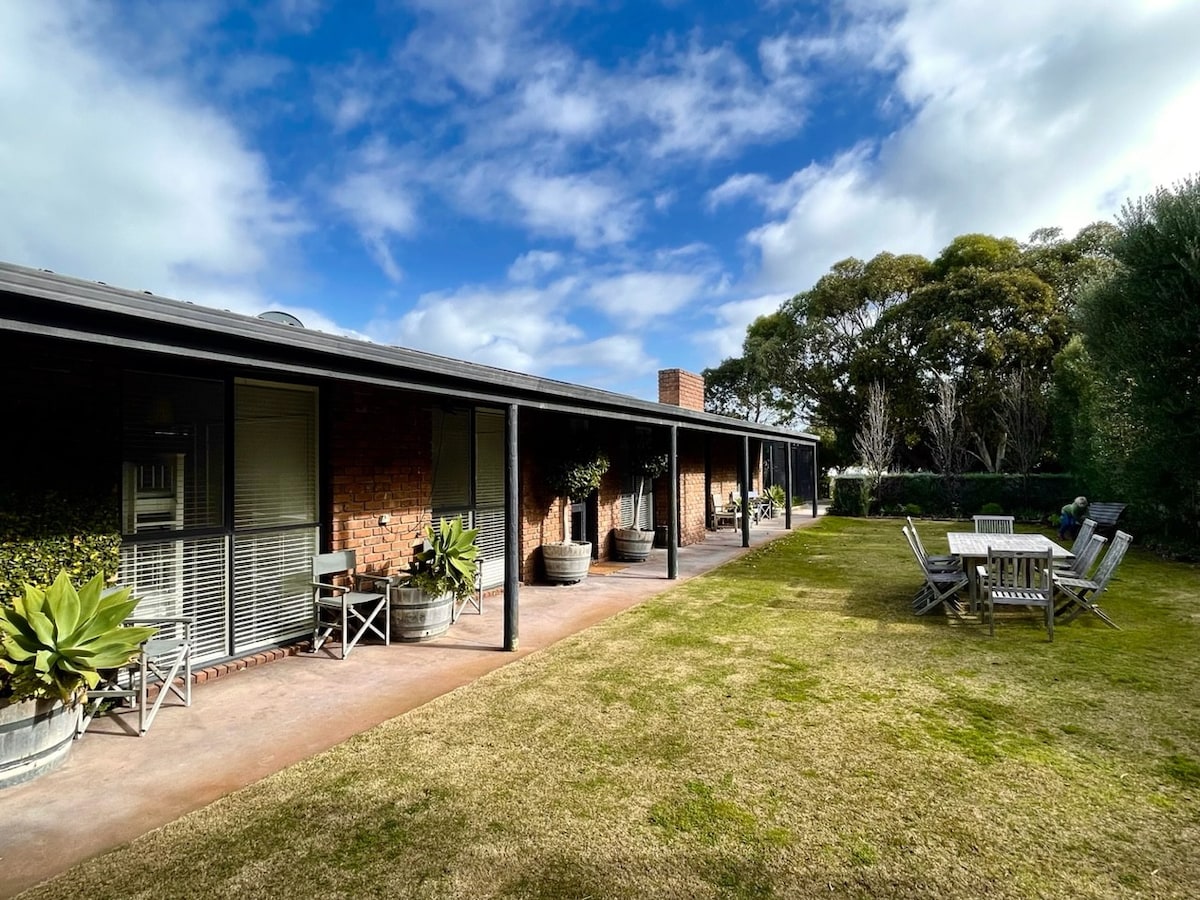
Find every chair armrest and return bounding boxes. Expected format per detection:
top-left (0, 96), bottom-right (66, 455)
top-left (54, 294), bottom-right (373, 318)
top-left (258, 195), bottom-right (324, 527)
top-left (355, 574), bottom-right (393, 590)
top-left (311, 581), bottom-right (350, 594)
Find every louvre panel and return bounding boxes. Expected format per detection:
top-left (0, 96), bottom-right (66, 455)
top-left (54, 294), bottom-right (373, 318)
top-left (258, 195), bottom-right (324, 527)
top-left (232, 527), bottom-right (319, 652)
top-left (618, 481), bottom-right (652, 530)
top-left (119, 535), bottom-right (230, 664)
top-left (234, 381), bottom-right (318, 530)
top-left (431, 408), bottom-right (471, 509)
top-left (475, 508), bottom-right (505, 589)
top-left (475, 408), bottom-right (506, 506)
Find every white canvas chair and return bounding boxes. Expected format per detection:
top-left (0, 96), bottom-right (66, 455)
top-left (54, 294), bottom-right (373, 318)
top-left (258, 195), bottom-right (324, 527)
top-left (973, 515), bottom-right (1015, 534)
top-left (78, 606), bottom-right (194, 737)
top-left (1053, 530), bottom-right (1131, 629)
top-left (982, 547), bottom-right (1055, 641)
top-left (311, 550), bottom-right (391, 659)
top-left (903, 526), bottom-right (968, 616)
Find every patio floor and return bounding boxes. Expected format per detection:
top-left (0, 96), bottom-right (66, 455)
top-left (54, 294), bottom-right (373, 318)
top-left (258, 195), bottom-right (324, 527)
top-left (0, 509), bottom-right (821, 897)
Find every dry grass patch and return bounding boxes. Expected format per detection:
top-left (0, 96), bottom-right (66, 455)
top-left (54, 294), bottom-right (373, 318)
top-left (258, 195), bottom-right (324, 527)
top-left (23, 517), bottom-right (1200, 899)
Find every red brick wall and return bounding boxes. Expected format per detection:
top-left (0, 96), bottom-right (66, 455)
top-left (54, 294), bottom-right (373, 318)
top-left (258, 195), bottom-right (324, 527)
top-left (329, 384), bottom-right (432, 577)
top-left (658, 368), bottom-right (705, 411)
top-left (520, 411), bottom-right (563, 583)
top-left (653, 431), bottom-right (706, 547)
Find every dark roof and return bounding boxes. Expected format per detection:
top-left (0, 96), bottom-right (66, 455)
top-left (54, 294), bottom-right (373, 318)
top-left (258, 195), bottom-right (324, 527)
top-left (0, 261), bottom-right (815, 443)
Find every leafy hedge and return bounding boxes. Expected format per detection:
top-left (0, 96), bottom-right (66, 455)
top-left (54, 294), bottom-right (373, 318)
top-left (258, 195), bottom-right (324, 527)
top-left (830, 473), bottom-right (1081, 520)
top-left (0, 491), bottom-right (121, 604)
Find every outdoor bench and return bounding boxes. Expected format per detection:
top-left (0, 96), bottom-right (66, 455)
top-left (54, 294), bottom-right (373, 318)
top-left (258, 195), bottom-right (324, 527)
top-left (1087, 502), bottom-right (1127, 535)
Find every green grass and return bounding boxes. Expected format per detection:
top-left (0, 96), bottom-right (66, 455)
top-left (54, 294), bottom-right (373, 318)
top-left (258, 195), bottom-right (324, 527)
top-left (25, 518), bottom-right (1200, 899)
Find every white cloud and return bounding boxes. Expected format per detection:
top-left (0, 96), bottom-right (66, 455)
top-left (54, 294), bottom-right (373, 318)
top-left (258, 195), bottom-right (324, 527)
top-left (706, 173), bottom-right (772, 210)
top-left (367, 278), bottom-right (584, 374)
top-left (507, 250), bottom-right (565, 282)
top-left (0, 2), bottom-right (302, 306)
top-left (694, 292), bottom-right (790, 362)
top-left (507, 171), bottom-right (639, 247)
top-left (743, 0), bottom-right (1200, 294)
top-left (330, 139), bottom-right (420, 282)
top-left (585, 272), bottom-right (707, 326)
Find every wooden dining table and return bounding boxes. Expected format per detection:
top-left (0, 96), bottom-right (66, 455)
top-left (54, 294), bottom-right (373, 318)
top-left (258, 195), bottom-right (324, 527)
top-left (946, 532), bottom-right (1074, 608)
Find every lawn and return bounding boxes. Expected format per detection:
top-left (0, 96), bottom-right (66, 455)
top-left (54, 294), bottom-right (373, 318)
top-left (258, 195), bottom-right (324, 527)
top-left (25, 518), bottom-right (1200, 899)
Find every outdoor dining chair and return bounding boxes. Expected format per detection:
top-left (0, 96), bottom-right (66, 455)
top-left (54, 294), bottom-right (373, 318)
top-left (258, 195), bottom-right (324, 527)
top-left (903, 526), bottom-right (968, 616)
top-left (982, 547), bottom-right (1055, 641)
top-left (1056, 532), bottom-right (1107, 580)
top-left (905, 516), bottom-right (959, 569)
top-left (78, 599), bottom-right (195, 737)
top-left (973, 515), bottom-right (1015, 534)
top-left (1053, 530), bottom-right (1132, 629)
top-left (709, 492), bottom-right (737, 530)
top-left (311, 550), bottom-right (392, 659)
top-left (1063, 517), bottom-right (1098, 562)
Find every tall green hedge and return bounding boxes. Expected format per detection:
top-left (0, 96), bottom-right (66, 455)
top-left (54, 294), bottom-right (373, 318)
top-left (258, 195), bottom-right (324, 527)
top-left (830, 473), bottom-right (1082, 520)
top-left (0, 491), bottom-right (121, 604)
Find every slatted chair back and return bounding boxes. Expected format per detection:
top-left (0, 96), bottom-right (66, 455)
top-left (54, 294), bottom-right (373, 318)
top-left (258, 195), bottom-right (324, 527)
top-left (973, 515), bottom-right (1015, 534)
top-left (1090, 530), bottom-right (1133, 595)
top-left (984, 547), bottom-right (1055, 640)
top-left (1066, 533), bottom-right (1107, 579)
top-left (1069, 518), bottom-right (1098, 557)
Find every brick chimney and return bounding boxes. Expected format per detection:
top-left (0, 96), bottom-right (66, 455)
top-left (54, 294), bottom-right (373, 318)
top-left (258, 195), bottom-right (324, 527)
top-left (658, 368), bottom-right (705, 411)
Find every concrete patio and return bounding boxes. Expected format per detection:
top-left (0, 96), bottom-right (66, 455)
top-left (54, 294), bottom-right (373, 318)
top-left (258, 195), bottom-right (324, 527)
top-left (0, 510), bottom-right (821, 898)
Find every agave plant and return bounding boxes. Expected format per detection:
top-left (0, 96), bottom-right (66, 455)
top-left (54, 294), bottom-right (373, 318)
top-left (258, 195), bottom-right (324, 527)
top-left (409, 516), bottom-right (480, 602)
top-left (766, 484), bottom-right (787, 511)
top-left (0, 571), bottom-right (155, 704)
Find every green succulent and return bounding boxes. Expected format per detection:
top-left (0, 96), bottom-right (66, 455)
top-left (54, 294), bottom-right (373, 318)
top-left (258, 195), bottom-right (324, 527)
top-left (766, 484), bottom-right (787, 508)
top-left (0, 571), bottom-right (155, 704)
top-left (410, 516), bottom-right (480, 602)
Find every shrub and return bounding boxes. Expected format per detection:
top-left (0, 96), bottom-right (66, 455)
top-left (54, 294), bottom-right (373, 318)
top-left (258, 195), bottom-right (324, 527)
top-left (829, 477), bottom-right (868, 516)
top-left (980, 502), bottom-right (1005, 516)
top-left (903, 503), bottom-right (923, 517)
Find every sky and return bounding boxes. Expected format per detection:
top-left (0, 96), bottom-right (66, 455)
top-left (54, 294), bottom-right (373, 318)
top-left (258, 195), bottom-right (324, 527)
top-left (2, 1), bottom-right (1199, 402)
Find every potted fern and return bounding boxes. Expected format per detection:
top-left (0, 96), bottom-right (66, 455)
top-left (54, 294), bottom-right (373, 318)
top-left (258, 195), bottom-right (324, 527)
top-left (542, 443), bottom-right (610, 583)
top-left (391, 515), bottom-right (479, 641)
top-left (1, 572), bottom-right (154, 788)
top-left (613, 436), bottom-right (668, 562)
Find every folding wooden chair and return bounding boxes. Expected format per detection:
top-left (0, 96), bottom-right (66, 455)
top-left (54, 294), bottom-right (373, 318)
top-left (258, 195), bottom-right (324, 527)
top-left (906, 516), bottom-right (959, 568)
top-left (710, 493), bottom-right (737, 530)
top-left (1053, 530), bottom-right (1131, 629)
top-left (973, 515), bottom-right (1015, 534)
top-left (982, 547), bottom-right (1054, 641)
top-left (311, 550), bottom-right (391, 659)
top-left (903, 526), bottom-right (968, 616)
top-left (1055, 532), bottom-right (1107, 579)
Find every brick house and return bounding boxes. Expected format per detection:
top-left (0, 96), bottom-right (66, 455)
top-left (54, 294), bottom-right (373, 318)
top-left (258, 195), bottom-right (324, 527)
top-left (0, 262), bottom-right (816, 661)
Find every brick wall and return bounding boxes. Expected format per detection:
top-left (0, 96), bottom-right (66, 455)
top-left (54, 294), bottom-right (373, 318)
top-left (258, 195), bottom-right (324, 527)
top-left (658, 368), bottom-right (705, 411)
top-left (329, 384), bottom-right (432, 577)
top-left (653, 431), bottom-right (707, 546)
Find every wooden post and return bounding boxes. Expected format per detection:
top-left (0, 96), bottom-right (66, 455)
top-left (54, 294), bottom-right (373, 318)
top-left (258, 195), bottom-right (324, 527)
top-left (740, 435), bottom-right (751, 547)
top-left (504, 403), bottom-right (519, 651)
top-left (784, 441), bottom-right (793, 530)
top-left (811, 440), bottom-right (819, 520)
top-left (667, 424), bottom-right (679, 579)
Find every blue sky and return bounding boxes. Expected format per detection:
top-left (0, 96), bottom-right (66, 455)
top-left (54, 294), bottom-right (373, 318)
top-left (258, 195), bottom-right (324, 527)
top-left (3, 1), bottom-right (1199, 401)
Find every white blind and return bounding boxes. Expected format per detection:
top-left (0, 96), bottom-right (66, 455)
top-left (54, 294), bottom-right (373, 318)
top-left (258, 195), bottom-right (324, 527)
top-left (234, 382), bottom-right (318, 529)
top-left (232, 527), bottom-right (319, 652)
top-left (119, 535), bottom-right (230, 664)
top-left (619, 478), bottom-right (653, 529)
top-left (475, 409), bottom-right (505, 506)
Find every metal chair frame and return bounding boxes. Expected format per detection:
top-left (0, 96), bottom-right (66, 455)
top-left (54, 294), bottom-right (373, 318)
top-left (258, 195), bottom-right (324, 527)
top-left (311, 550), bottom-right (391, 659)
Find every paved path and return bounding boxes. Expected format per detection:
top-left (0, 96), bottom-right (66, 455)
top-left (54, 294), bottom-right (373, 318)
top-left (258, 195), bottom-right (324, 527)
top-left (0, 511), bottom-right (822, 897)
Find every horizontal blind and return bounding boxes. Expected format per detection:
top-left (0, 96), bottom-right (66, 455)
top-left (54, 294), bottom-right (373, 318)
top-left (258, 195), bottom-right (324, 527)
top-left (475, 408), bottom-right (505, 506)
top-left (234, 382), bottom-right (318, 530)
top-left (431, 408), bottom-right (471, 509)
top-left (474, 509), bottom-right (505, 590)
top-left (232, 527), bottom-right (319, 651)
top-left (119, 535), bottom-right (229, 664)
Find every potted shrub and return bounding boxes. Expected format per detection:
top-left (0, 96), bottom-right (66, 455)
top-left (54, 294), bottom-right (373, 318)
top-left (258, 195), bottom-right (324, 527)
top-left (613, 437), bottom-right (668, 562)
top-left (390, 516), bottom-right (479, 641)
top-left (765, 484), bottom-right (787, 518)
top-left (0, 572), bottom-right (153, 789)
top-left (542, 443), bottom-right (610, 583)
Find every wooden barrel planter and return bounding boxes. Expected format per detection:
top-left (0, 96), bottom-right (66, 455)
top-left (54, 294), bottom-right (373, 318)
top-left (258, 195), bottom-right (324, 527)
top-left (0, 697), bottom-right (79, 790)
top-left (613, 528), bottom-right (655, 562)
top-left (389, 586), bottom-right (454, 642)
top-left (542, 541), bottom-right (592, 583)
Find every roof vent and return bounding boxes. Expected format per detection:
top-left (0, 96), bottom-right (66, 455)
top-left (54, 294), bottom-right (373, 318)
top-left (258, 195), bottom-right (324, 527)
top-left (258, 311), bottom-right (304, 328)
